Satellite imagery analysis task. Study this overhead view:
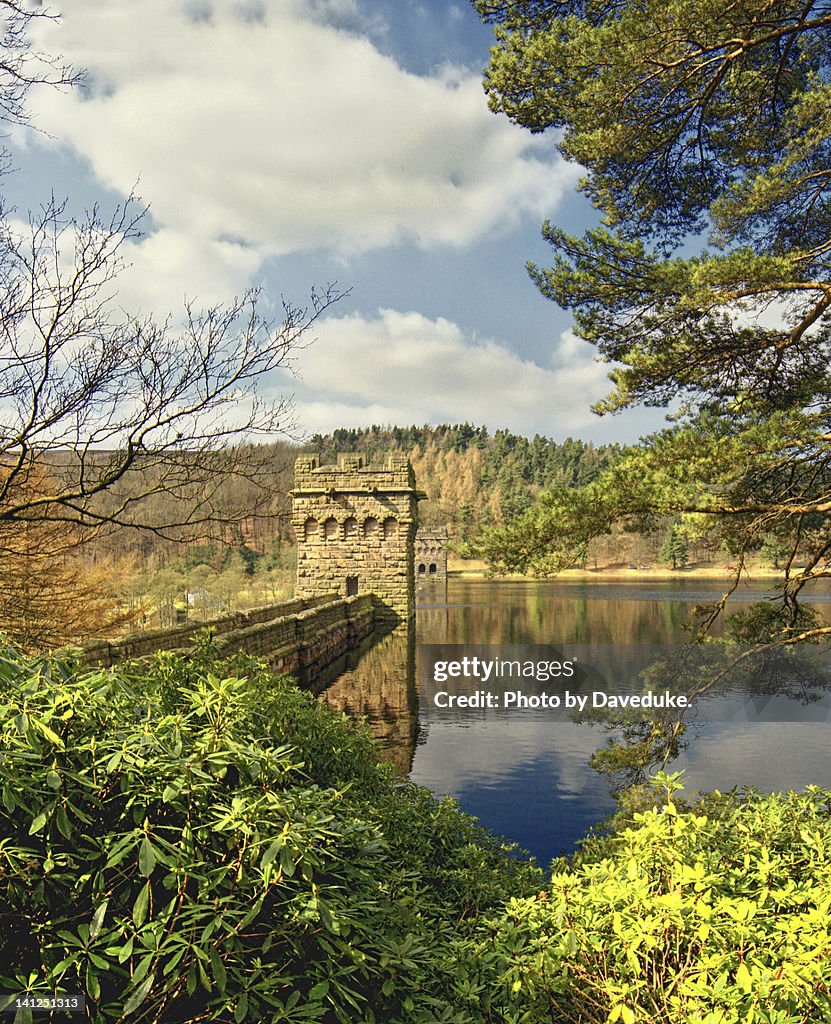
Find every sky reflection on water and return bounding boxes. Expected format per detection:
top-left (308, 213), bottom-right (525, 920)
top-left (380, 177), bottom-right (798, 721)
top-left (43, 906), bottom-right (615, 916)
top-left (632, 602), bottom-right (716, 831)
top-left (330, 579), bottom-right (831, 862)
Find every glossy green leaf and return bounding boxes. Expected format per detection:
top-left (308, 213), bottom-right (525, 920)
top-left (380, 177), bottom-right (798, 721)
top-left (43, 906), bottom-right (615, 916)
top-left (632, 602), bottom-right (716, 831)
top-left (122, 974), bottom-right (154, 1016)
top-left (132, 882), bottom-right (150, 928)
top-left (90, 900), bottom-right (108, 941)
top-left (138, 836), bottom-right (156, 877)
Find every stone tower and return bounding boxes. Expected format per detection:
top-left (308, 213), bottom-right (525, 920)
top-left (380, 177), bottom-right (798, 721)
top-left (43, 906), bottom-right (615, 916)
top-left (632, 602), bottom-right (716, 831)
top-left (292, 453), bottom-right (421, 623)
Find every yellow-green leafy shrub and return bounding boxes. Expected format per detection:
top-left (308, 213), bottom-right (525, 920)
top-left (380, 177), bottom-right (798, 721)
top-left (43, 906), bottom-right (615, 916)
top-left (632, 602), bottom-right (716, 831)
top-left (458, 773), bottom-right (831, 1023)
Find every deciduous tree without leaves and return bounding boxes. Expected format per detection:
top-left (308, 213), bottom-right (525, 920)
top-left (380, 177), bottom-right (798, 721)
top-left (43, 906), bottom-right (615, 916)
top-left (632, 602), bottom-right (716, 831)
top-left (0, 3), bottom-right (343, 647)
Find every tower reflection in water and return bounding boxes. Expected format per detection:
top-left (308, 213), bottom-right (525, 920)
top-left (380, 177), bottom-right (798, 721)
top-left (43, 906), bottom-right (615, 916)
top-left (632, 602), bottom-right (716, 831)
top-left (315, 624), bottom-right (418, 776)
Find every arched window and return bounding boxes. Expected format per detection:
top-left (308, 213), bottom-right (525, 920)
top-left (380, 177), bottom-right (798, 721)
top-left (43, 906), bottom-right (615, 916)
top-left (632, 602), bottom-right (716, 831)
top-left (418, 563), bottom-right (426, 574)
top-left (344, 517), bottom-right (358, 539)
top-left (363, 516), bottom-right (379, 539)
top-left (429, 564), bottom-right (437, 574)
top-left (304, 517), bottom-right (319, 542)
top-left (383, 517), bottom-right (398, 540)
top-left (323, 517), bottom-right (339, 541)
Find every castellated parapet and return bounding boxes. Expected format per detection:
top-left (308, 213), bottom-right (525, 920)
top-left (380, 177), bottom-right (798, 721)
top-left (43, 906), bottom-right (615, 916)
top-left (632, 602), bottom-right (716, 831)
top-left (292, 453), bottom-right (421, 623)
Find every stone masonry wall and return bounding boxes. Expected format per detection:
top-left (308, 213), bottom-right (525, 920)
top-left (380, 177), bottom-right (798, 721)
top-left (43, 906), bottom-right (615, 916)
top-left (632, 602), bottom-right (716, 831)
top-left (78, 594), bottom-right (377, 686)
top-left (292, 453), bottom-right (421, 623)
top-left (78, 595), bottom-right (335, 667)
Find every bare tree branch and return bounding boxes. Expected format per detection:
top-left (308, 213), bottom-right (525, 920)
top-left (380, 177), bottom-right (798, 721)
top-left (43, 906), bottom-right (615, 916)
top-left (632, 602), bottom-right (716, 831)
top-left (0, 195), bottom-right (346, 553)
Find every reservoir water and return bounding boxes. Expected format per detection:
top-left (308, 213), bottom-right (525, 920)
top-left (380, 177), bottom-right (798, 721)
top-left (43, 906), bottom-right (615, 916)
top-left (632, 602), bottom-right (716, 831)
top-left (321, 578), bottom-right (831, 863)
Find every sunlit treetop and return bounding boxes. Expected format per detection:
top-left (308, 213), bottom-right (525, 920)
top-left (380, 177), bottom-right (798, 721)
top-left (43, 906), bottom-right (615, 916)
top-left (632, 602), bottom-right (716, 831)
top-left (476, 0), bottom-right (831, 245)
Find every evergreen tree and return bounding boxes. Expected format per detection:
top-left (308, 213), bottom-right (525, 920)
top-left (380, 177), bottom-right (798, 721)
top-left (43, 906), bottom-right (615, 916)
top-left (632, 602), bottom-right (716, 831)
top-left (659, 524), bottom-right (689, 570)
top-left (472, 0), bottom-right (831, 639)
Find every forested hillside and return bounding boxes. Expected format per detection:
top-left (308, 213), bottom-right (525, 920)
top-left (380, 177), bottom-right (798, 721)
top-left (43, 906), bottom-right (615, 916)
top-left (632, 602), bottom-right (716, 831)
top-left (87, 423), bottom-right (618, 561)
top-left (22, 423), bottom-right (757, 648)
top-left (308, 423), bottom-right (620, 543)
top-left (30, 425), bottom-right (617, 644)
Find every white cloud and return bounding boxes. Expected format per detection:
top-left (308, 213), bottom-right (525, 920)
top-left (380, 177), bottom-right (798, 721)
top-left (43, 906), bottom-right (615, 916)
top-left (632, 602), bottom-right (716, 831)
top-left (27, 1), bottom-right (576, 265)
top-left (285, 309), bottom-right (612, 436)
top-left (117, 226), bottom-right (263, 316)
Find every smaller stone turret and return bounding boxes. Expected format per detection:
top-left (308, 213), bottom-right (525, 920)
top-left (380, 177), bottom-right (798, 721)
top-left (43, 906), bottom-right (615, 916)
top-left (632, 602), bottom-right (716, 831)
top-left (414, 527), bottom-right (448, 585)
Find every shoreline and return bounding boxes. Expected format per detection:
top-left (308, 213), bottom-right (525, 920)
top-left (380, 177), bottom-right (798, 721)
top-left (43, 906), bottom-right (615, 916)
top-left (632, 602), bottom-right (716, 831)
top-left (446, 560), bottom-right (789, 582)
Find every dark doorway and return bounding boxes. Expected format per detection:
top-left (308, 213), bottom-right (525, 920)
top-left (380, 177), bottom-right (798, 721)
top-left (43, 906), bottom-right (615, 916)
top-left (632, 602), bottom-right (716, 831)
top-left (346, 576), bottom-right (359, 596)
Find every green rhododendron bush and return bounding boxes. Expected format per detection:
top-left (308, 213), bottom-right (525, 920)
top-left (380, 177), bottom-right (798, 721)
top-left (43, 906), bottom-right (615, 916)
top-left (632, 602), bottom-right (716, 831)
top-left (1, 643), bottom-right (830, 1023)
top-left (0, 643), bottom-right (540, 1023)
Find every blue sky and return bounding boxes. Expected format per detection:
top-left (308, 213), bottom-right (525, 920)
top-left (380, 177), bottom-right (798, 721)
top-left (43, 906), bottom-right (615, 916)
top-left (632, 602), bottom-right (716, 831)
top-left (7, 0), bottom-right (668, 443)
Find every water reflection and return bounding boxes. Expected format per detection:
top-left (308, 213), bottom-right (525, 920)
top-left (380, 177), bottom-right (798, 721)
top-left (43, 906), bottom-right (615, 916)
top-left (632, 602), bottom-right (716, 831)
top-left (319, 625), bottom-right (418, 776)
top-left (318, 579), bottom-right (831, 862)
top-left (421, 579), bottom-right (716, 645)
